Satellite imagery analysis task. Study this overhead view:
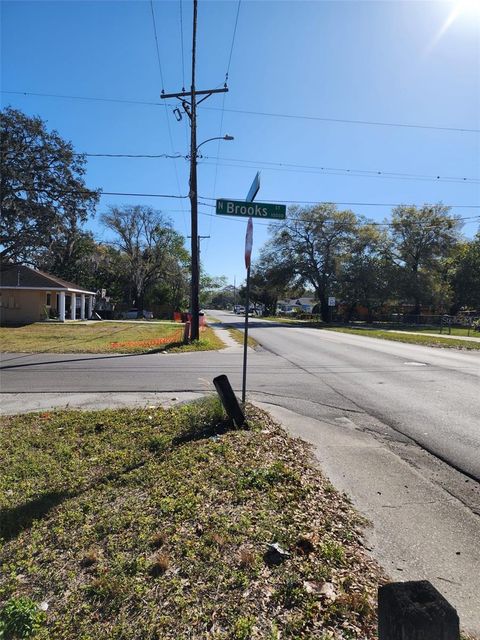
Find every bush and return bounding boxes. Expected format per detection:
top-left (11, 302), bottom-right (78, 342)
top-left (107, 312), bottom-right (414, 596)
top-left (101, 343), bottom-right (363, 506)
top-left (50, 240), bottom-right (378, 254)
top-left (0, 597), bottom-right (46, 638)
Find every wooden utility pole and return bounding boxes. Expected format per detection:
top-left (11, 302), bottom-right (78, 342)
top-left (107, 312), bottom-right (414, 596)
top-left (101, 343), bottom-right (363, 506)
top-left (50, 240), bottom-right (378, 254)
top-left (161, 0), bottom-right (227, 341)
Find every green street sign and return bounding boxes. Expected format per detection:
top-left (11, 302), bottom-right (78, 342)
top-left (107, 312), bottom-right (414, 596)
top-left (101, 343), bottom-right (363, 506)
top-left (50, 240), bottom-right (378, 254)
top-left (216, 199), bottom-right (286, 220)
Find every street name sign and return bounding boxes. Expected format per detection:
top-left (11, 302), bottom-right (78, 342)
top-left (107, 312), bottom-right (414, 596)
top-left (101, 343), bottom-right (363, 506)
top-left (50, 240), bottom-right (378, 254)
top-left (246, 171), bottom-right (261, 203)
top-left (216, 199), bottom-right (286, 220)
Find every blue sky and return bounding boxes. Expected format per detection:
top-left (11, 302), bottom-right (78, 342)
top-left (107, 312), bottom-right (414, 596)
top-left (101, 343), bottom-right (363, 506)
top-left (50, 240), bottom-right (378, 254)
top-left (2, 0), bottom-right (479, 286)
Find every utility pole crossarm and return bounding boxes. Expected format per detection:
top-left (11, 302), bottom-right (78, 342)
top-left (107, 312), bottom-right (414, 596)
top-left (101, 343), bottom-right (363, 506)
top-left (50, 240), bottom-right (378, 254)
top-left (160, 87), bottom-right (228, 100)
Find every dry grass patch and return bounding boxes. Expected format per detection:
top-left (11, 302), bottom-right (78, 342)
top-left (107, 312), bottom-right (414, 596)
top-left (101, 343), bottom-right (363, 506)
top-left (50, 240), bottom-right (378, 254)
top-left (1, 398), bottom-right (385, 639)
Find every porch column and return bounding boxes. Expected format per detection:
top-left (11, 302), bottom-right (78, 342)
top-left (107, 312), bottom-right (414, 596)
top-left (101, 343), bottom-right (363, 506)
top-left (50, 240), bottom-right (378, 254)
top-left (88, 295), bottom-right (93, 319)
top-left (59, 291), bottom-right (66, 322)
top-left (71, 293), bottom-right (76, 320)
top-left (80, 294), bottom-right (86, 320)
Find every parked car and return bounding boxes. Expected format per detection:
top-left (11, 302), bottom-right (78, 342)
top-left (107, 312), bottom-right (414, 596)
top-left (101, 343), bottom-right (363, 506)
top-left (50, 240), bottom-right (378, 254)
top-left (234, 305), bottom-right (245, 314)
top-left (121, 309), bottom-right (154, 319)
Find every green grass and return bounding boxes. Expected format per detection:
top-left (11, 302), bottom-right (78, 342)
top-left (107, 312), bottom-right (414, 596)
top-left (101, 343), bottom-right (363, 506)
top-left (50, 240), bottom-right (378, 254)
top-left (0, 322), bottom-right (226, 355)
top-left (0, 399), bottom-right (384, 639)
top-left (169, 326), bottom-right (225, 352)
top-left (0, 321), bottom-right (185, 354)
top-left (325, 327), bottom-right (480, 350)
top-left (261, 316), bottom-right (321, 326)
top-left (376, 325), bottom-right (475, 337)
top-left (225, 325), bottom-right (259, 349)
top-left (205, 314), bottom-right (259, 349)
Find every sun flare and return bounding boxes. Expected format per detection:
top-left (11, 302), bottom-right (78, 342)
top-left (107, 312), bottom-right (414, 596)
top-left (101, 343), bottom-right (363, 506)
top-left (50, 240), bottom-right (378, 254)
top-left (427, 0), bottom-right (480, 51)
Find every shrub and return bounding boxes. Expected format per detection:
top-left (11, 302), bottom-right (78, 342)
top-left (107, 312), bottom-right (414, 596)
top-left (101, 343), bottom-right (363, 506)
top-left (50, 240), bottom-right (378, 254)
top-left (0, 597), bottom-right (46, 638)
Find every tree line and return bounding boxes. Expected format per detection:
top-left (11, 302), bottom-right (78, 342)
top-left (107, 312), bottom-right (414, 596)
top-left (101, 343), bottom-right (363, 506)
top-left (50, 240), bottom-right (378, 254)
top-left (1, 107), bottom-right (478, 320)
top-left (0, 107), bottom-right (193, 314)
top-left (243, 203), bottom-right (479, 322)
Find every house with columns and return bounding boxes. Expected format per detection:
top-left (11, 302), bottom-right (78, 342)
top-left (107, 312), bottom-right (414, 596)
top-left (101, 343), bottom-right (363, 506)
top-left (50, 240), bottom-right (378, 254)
top-left (0, 263), bottom-right (96, 324)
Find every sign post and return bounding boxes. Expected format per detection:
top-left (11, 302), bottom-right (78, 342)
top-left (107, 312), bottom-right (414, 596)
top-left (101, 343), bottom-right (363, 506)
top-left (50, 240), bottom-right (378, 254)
top-left (242, 217), bottom-right (253, 403)
top-left (328, 296), bottom-right (336, 324)
top-left (216, 177), bottom-right (287, 404)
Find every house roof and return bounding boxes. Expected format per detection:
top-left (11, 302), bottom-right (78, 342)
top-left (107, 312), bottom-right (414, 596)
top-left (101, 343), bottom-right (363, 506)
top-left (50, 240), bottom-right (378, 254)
top-left (277, 297), bottom-right (317, 306)
top-left (0, 263), bottom-right (96, 295)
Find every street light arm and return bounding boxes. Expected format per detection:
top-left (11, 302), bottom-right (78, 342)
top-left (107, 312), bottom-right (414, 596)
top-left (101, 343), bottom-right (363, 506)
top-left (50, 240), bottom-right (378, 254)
top-left (196, 135), bottom-right (234, 153)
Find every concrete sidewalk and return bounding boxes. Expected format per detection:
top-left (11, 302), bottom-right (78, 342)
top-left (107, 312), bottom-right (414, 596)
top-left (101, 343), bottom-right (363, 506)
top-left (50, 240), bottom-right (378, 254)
top-left (255, 401), bottom-right (480, 636)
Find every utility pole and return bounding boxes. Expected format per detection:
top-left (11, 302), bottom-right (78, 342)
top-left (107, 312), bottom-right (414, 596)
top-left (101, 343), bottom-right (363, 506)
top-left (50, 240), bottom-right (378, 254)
top-left (161, 0), bottom-right (228, 341)
top-left (187, 235), bottom-right (210, 281)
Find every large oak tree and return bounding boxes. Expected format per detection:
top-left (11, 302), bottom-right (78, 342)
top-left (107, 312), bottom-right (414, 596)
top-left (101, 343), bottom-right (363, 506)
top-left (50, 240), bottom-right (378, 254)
top-left (0, 107), bottom-right (99, 264)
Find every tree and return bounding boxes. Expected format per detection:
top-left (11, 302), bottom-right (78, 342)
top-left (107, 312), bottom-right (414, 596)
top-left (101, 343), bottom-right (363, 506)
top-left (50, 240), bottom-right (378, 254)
top-left (338, 224), bottom-right (398, 321)
top-left (268, 204), bottom-right (357, 321)
top-left (199, 274), bottom-right (228, 308)
top-left (0, 107), bottom-right (99, 263)
top-left (101, 205), bottom-right (188, 310)
top-left (247, 244), bottom-right (297, 315)
top-left (447, 232), bottom-right (480, 312)
top-left (390, 204), bottom-right (462, 315)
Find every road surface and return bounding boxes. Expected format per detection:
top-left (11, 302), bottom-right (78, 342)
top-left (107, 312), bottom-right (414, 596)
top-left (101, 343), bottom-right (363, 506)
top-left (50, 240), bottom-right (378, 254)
top-left (1, 313), bottom-right (479, 632)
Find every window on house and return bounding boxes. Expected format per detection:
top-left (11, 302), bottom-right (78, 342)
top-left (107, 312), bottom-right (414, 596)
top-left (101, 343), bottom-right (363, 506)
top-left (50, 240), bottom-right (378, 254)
top-left (46, 292), bottom-right (51, 306)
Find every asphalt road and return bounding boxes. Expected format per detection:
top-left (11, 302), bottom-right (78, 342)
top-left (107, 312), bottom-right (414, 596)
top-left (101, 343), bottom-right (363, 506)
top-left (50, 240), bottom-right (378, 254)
top-left (1, 313), bottom-right (480, 631)
top-left (1, 312), bottom-right (479, 479)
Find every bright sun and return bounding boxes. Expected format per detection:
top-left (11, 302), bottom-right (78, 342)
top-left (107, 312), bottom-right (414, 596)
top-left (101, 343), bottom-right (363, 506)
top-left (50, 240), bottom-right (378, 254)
top-left (428, 0), bottom-right (480, 51)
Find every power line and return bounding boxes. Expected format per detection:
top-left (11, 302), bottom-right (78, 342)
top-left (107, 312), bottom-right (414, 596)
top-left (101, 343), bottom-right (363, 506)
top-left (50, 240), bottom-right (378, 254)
top-left (225, 0), bottom-right (241, 82)
top-left (199, 196), bottom-right (480, 209)
top-left (150, 0), bottom-right (166, 91)
top-left (201, 105), bottom-right (480, 134)
top-left (18, 186), bottom-right (479, 210)
top-left (62, 151), bottom-right (479, 185)
top-left (179, 0), bottom-right (186, 91)
top-left (195, 209), bottom-right (480, 228)
top-left (200, 157), bottom-right (479, 185)
top-left (1, 90), bottom-right (161, 107)
top-left (3, 90), bottom-right (479, 134)
top-left (20, 187), bottom-right (188, 199)
top-left (148, 1), bottom-right (188, 236)
top-left (204, 0), bottom-right (242, 258)
top-left (84, 152), bottom-right (183, 158)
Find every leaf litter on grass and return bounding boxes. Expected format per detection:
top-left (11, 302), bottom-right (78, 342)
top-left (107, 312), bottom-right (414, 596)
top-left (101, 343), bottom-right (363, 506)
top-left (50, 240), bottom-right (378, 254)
top-left (0, 399), bottom-right (385, 639)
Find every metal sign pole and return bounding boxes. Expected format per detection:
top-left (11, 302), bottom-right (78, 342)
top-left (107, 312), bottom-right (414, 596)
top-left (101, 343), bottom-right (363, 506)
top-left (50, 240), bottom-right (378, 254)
top-left (242, 216), bottom-right (253, 404)
top-left (241, 264), bottom-right (251, 404)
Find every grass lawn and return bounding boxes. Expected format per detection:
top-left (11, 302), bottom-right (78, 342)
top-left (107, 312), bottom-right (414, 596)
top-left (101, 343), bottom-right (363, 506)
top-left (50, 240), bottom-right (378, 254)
top-left (225, 325), bottom-right (259, 349)
top-left (205, 315), bottom-right (260, 349)
top-left (376, 325), bottom-right (476, 338)
top-left (261, 316), bottom-right (317, 326)
top-left (325, 327), bottom-right (480, 350)
top-left (0, 399), bottom-right (384, 639)
top-left (0, 322), bottom-right (224, 354)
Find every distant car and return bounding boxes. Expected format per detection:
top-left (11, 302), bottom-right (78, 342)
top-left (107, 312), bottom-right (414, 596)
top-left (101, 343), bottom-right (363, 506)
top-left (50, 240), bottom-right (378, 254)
top-left (234, 305), bottom-right (245, 314)
top-left (121, 309), bottom-right (154, 319)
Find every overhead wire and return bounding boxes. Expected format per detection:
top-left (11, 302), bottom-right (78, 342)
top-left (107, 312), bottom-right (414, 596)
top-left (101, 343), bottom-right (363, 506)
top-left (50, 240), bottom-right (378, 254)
top-left (149, 0), bottom-right (166, 90)
top-left (8, 148), bottom-right (477, 185)
top-left (200, 105), bottom-right (480, 134)
top-left (179, 0), bottom-right (186, 91)
top-left (18, 186), bottom-right (480, 211)
top-left (199, 157), bottom-right (479, 185)
top-left (149, 0), bottom-right (188, 235)
top-left (205, 0), bottom-right (242, 259)
top-left (199, 195), bottom-right (480, 209)
top-left (225, 0), bottom-right (241, 83)
top-left (3, 90), bottom-right (479, 134)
